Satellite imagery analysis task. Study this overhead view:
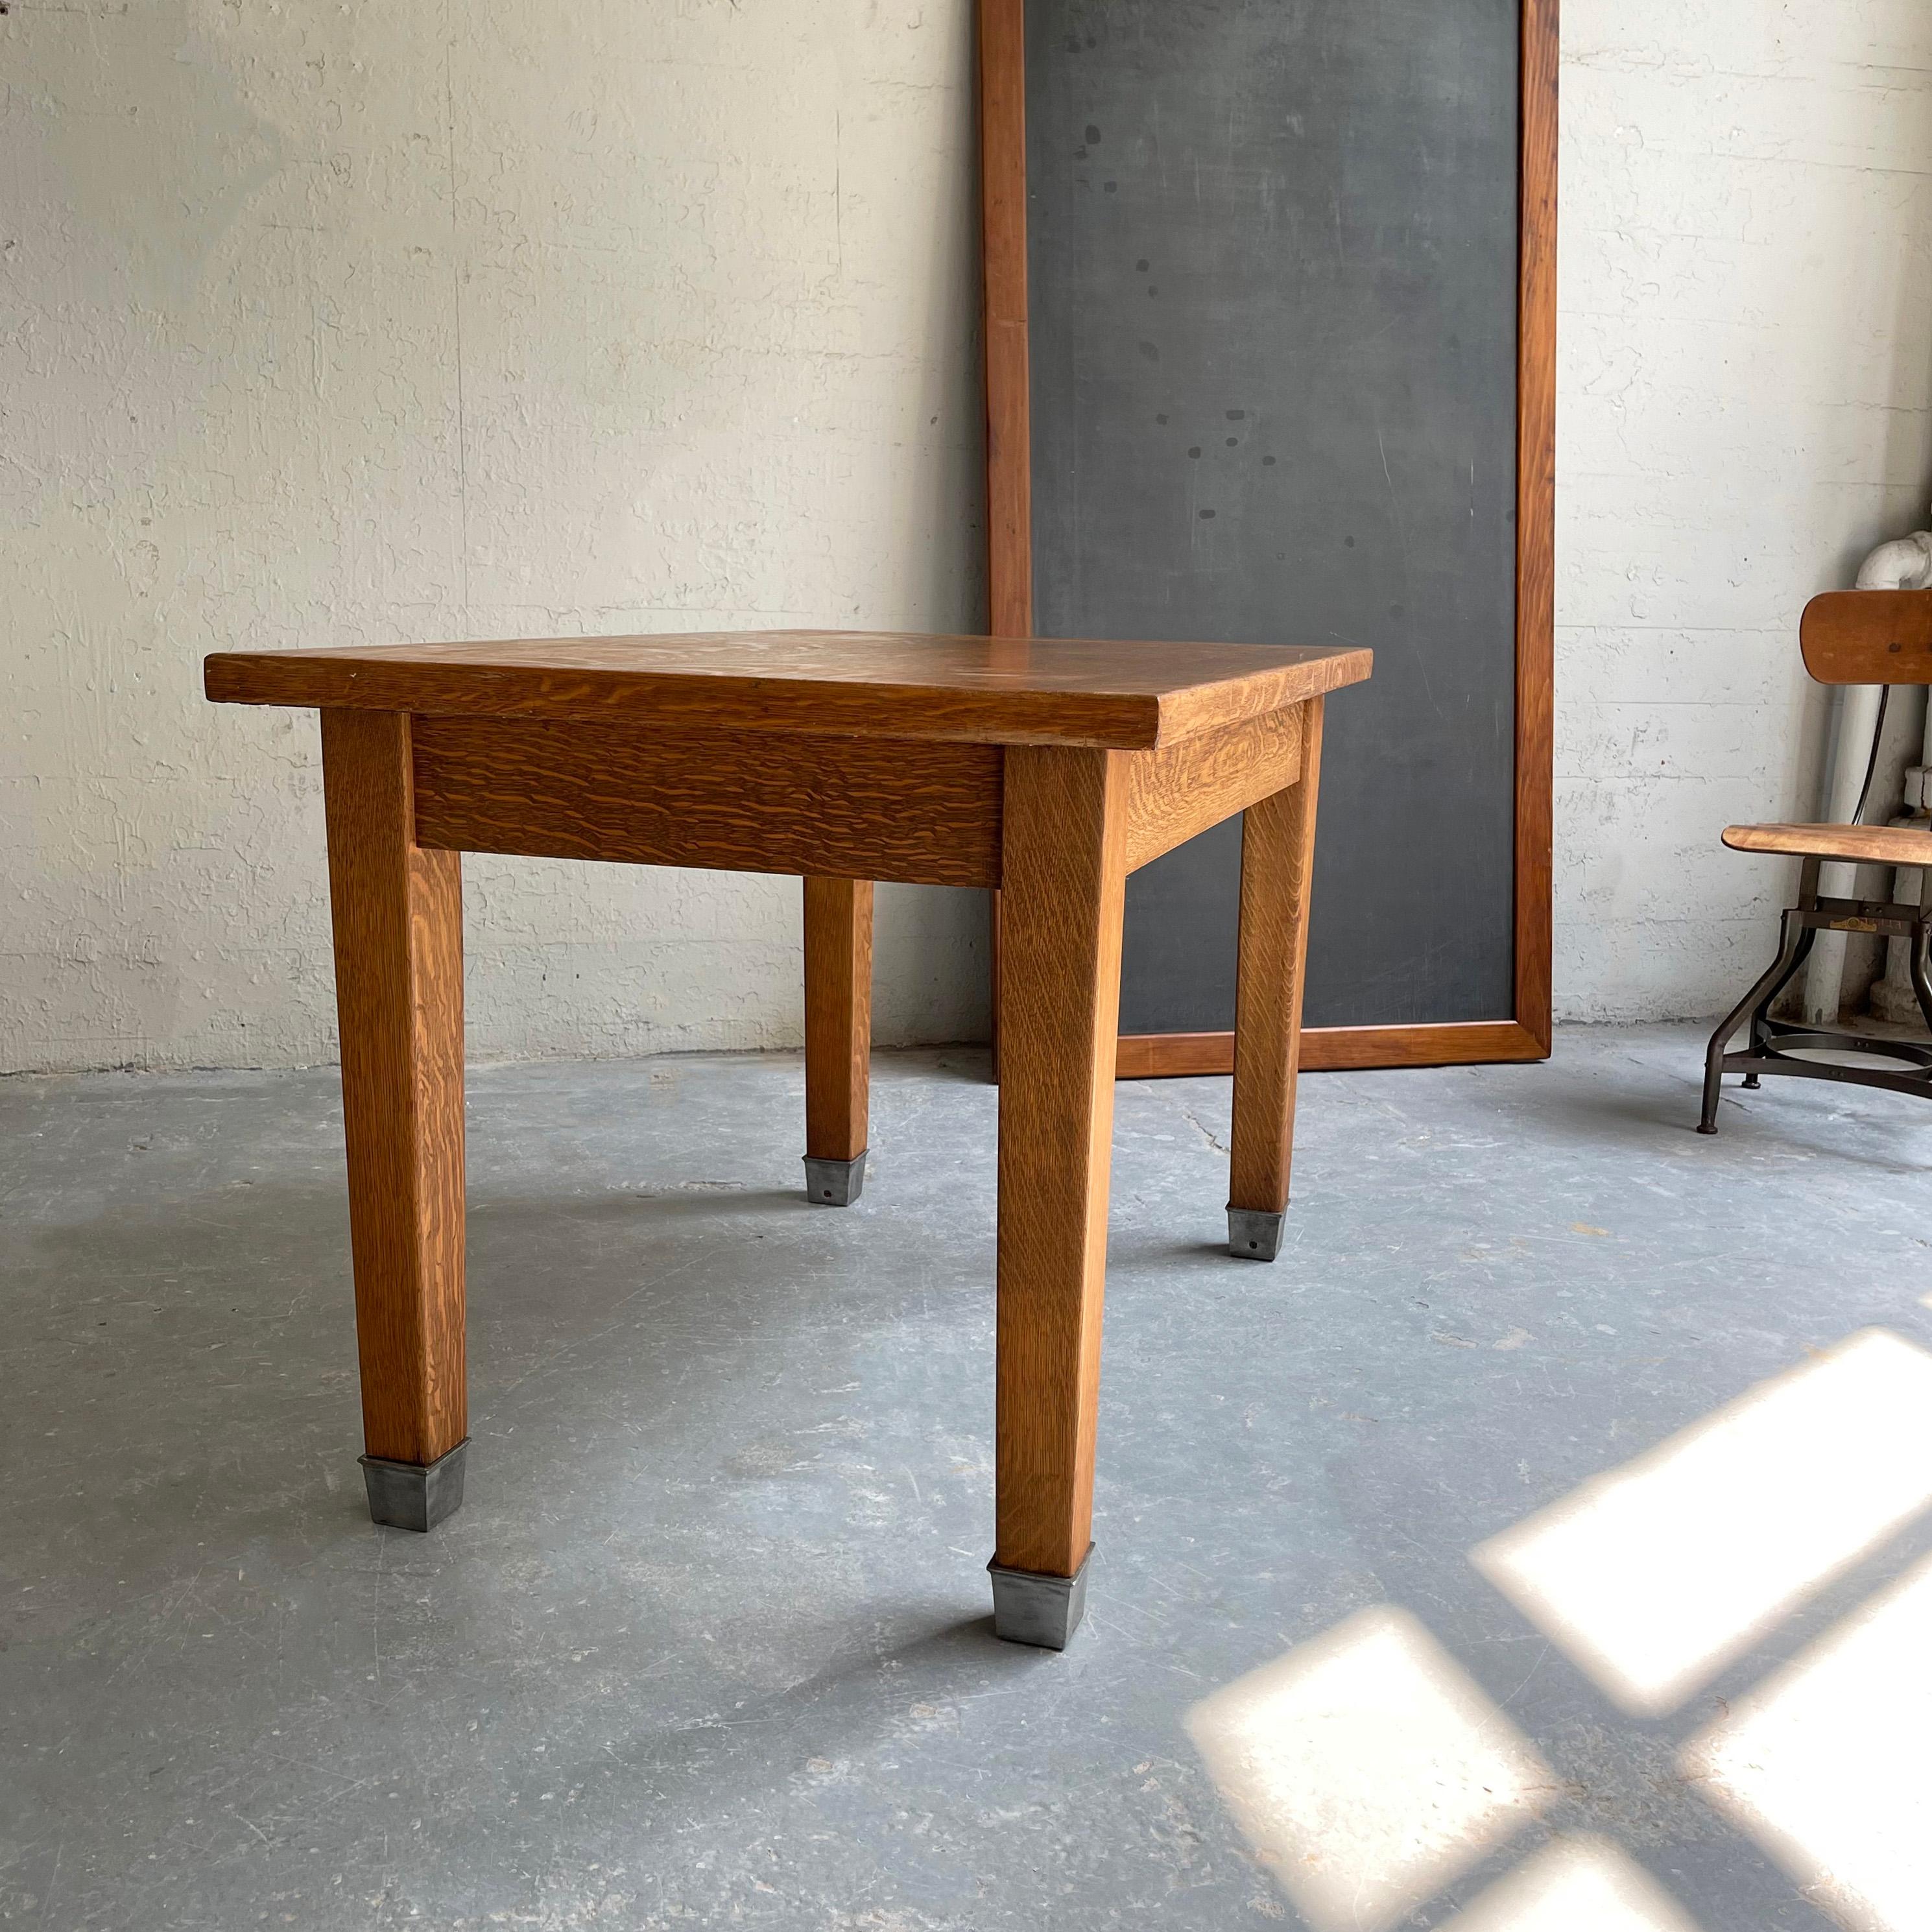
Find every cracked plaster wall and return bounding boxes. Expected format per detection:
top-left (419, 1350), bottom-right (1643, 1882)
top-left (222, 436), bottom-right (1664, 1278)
top-left (1, 0), bottom-right (988, 1072)
top-left (1556, 1), bottom-right (1932, 1019)
top-left (6, 1), bottom-right (1932, 1069)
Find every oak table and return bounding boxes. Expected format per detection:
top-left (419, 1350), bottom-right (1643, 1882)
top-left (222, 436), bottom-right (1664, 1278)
top-left (206, 631), bottom-right (1371, 1649)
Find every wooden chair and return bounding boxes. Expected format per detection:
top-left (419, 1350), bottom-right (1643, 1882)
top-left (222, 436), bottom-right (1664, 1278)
top-left (1700, 589), bottom-right (1932, 1132)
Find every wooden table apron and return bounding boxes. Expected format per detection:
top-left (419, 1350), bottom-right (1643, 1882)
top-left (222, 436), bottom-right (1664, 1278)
top-left (301, 688), bottom-right (1325, 1606)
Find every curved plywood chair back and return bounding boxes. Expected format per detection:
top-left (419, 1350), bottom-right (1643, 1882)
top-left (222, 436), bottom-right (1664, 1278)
top-left (1800, 588), bottom-right (1932, 684)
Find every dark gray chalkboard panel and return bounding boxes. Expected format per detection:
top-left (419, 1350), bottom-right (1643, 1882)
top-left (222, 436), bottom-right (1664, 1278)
top-left (1023, 0), bottom-right (1521, 1034)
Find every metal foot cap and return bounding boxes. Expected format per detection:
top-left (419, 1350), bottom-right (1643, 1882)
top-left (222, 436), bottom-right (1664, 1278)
top-left (988, 1546), bottom-right (1093, 1651)
top-left (360, 1438), bottom-right (468, 1532)
top-left (803, 1150), bottom-right (866, 1206)
top-left (1228, 1206), bottom-right (1285, 1262)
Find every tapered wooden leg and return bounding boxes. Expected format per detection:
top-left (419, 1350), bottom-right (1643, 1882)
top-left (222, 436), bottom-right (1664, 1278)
top-left (320, 709), bottom-right (468, 1531)
top-left (991, 746), bottom-right (1126, 1647)
top-left (802, 876), bottom-right (874, 1205)
top-left (1227, 697), bottom-right (1325, 1261)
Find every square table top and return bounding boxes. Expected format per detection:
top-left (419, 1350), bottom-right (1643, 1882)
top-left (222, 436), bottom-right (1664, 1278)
top-left (204, 630), bottom-right (1371, 749)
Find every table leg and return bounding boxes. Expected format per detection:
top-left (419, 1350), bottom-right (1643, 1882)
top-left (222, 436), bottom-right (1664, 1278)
top-left (990, 746), bottom-right (1126, 1648)
top-left (1227, 697), bottom-right (1325, 1263)
top-left (321, 710), bottom-right (469, 1532)
top-left (802, 876), bottom-right (874, 1205)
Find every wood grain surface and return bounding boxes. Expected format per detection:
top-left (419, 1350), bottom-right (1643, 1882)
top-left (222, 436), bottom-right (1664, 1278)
top-left (411, 715), bottom-right (1004, 888)
top-left (979, 0), bottom-right (1034, 1080)
top-left (979, 0), bottom-right (1032, 642)
top-left (204, 631), bottom-right (1370, 750)
top-left (1514, 0), bottom-right (1559, 1059)
top-left (1723, 821), bottom-right (1932, 865)
top-left (1228, 699), bottom-right (1323, 1216)
top-left (320, 710), bottom-right (468, 1469)
top-left (1114, 1020), bottom-right (1551, 1078)
top-left (804, 877), bottom-right (874, 1162)
top-left (1800, 590), bottom-right (1932, 686)
top-left (994, 745), bottom-right (1127, 1578)
top-left (1122, 704), bottom-right (1304, 874)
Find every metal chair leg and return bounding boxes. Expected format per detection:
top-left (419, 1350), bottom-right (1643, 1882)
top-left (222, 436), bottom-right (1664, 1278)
top-left (1911, 923), bottom-right (1932, 1036)
top-left (1752, 920), bottom-right (1815, 1047)
top-left (1700, 912), bottom-right (1810, 1134)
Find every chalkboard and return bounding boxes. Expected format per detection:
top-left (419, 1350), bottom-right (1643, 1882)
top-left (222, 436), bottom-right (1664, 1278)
top-left (981, 0), bottom-right (1555, 1068)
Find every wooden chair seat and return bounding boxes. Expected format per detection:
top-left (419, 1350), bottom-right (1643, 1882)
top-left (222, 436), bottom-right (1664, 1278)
top-left (1722, 822), bottom-right (1932, 866)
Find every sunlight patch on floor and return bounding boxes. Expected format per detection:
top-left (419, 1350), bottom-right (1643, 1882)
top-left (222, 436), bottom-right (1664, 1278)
top-left (1471, 1330), bottom-right (1932, 1715)
top-left (1680, 1549), bottom-right (1932, 1932)
top-left (1440, 1836), bottom-right (1702, 1932)
top-left (1184, 1606), bottom-right (1555, 1932)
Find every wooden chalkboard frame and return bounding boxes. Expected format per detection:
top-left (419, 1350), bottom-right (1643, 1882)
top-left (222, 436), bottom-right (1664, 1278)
top-left (979, 0), bottom-right (1555, 1076)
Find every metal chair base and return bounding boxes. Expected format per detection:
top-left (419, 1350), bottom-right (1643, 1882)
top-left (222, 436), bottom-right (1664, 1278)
top-left (1700, 854), bottom-right (1932, 1132)
top-left (1709, 1025), bottom-right (1932, 1112)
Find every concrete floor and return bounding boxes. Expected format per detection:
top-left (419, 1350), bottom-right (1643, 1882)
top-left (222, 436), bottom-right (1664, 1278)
top-left (5, 1027), bottom-right (1932, 1931)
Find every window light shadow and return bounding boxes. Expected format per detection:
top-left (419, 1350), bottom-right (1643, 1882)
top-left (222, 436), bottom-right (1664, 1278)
top-left (1679, 1548), bottom-right (1932, 1932)
top-left (1184, 1606), bottom-right (1556, 1932)
top-left (1440, 1835), bottom-right (1703, 1932)
top-left (1470, 1328), bottom-right (1932, 1716)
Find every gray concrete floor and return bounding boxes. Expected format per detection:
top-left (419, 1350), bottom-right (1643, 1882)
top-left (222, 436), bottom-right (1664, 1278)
top-left (5, 1027), bottom-right (1932, 1931)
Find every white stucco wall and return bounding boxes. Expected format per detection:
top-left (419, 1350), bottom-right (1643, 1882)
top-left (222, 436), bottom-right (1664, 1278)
top-left (1555, 0), bottom-right (1932, 1020)
top-left (5, 1), bottom-right (1932, 1070)
top-left (1, 0), bottom-right (988, 1072)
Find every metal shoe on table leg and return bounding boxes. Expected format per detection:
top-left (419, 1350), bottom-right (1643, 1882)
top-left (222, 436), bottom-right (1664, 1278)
top-left (802, 1151), bottom-right (866, 1206)
top-left (988, 1547), bottom-right (1093, 1651)
top-left (1228, 1207), bottom-right (1286, 1262)
top-left (360, 1439), bottom-right (468, 1532)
